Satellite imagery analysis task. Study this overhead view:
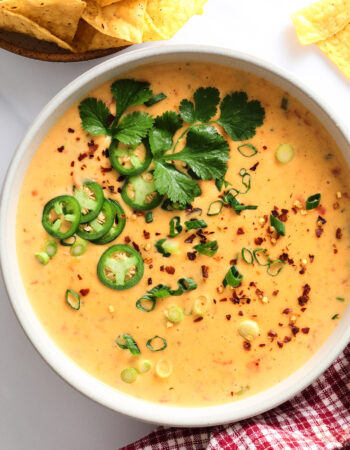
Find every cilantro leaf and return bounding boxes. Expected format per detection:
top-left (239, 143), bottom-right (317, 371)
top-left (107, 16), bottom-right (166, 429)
top-left (113, 112), bottom-right (154, 147)
top-left (179, 87), bottom-right (220, 123)
top-left (111, 79), bottom-right (153, 122)
top-left (79, 98), bottom-right (111, 136)
top-left (159, 125), bottom-right (229, 180)
top-left (218, 92), bottom-right (265, 141)
top-left (149, 111), bottom-right (183, 157)
top-left (154, 161), bottom-right (201, 205)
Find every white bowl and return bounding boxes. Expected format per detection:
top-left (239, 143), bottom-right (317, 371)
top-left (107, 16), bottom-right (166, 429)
top-left (1, 45), bottom-right (349, 427)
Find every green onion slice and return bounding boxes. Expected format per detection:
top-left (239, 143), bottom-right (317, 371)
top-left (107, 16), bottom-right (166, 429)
top-left (241, 248), bottom-right (253, 264)
top-left (137, 360), bottom-right (152, 373)
top-left (65, 289), bottom-right (80, 310)
top-left (237, 144), bottom-right (258, 157)
top-left (60, 236), bottom-right (76, 246)
top-left (136, 296), bottom-right (156, 312)
top-left (145, 212), bottom-right (153, 223)
top-left (306, 193), bottom-right (321, 210)
top-left (155, 239), bottom-right (179, 257)
top-left (336, 297), bottom-right (345, 302)
top-left (332, 314), bottom-right (340, 320)
top-left (70, 237), bottom-right (88, 256)
top-left (45, 239), bottom-right (58, 258)
top-left (165, 305), bottom-right (184, 323)
top-left (267, 259), bottom-right (285, 277)
top-left (253, 248), bottom-right (270, 266)
top-left (121, 367), bottom-right (138, 383)
top-left (184, 219), bottom-right (208, 230)
top-left (239, 168), bottom-right (251, 194)
top-left (270, 214), bottom-right (285, 236)
top-left (35, 251), bottom-right (50, 265)
top-left (207, 200), bottom-right (224, 216)
top-left (194, 240), bottom-right (218, 256)
top-left (116, 334), bottom-right (141, 356)
top-left (146, 336), bottom-right (167, 352)
top-left (222, 188), bottom-right (239, 204)
top-left (169, 216), bottom-right (182, 237)
top-left (223, 265), bottom-right (243, 288)
top-left (170, 277), bottom-right (197, 296)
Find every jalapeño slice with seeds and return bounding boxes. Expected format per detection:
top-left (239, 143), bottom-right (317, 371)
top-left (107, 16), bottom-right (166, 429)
top-left (97, 244), bottom-right (144, 290)
top-left (77, 198), bottom-right (114, 241)
top-left (73, 180), bottom-right (104, 223)
top-left (93, 199), bottom-right (126, 245)
top-left (109, 139), bottom-right (152, 176)
top-left (121, 171), bottom-right (163, 210)
top-left (42, 195), bottom-right (81, 239)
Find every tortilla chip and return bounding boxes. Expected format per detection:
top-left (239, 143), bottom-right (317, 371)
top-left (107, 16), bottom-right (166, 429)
top-left (146, 0), bottom-right (207, 40)
top-left (0, 8), bottom-right (74, 51)
top-left (291, 0), bottom-right (350, 45)
top-left (143, 11), bottom-right (169, 41)
top-left (95, 0), bottom-right (122, 6)
top-left (317, 22), bottom-right (350, 79)
top-left (73, 19), bottom-right (128, 52)
top-left (0, 0), bottom-right (86, 43)
top-left (82, 0), bottom-right (146, 44)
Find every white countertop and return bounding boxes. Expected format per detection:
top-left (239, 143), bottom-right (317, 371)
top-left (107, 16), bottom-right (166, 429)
top-left (0, 1), bottom-right (349, 448)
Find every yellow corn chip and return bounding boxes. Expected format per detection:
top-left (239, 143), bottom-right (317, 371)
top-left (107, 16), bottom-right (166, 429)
top-left (146, 0), bottom-right (207, 39)
top-left (95, 0), bottom-right (122, 6)
top-left (73, 19), bottom-right (128, 52)
top-left (0, 8), bottom-right (74, 51)
top-left (317, 22), bottom-right (350, 79)
top-left (291, 0), bottom-right (350, 45)
top-left (0, 0), bottom-right (86, 43)
top-left (143, 11), bottom-right (169, 41)
top-left (82, 0), bottom-right (146, 44)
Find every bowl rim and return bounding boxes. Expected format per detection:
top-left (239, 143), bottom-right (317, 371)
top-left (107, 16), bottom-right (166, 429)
top-left (1, 44), bottom-right (349, 427)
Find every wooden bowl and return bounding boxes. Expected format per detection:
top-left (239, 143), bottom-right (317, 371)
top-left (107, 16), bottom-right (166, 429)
top-left (0, 30), bottom-right (129, 62)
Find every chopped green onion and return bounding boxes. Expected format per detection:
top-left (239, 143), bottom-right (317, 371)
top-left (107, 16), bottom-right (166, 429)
top-left (70, 237), bottom-right (88, 256)
top-left (137, 360), bottom-right (152, 374)
top-left (332, 314), bottom-right (340, 320)
top-left (116, 334), bottom-right (141, 356)
top-left (155, 239), bottom-right (179, 257)
top-left (275, 143), bottom-right (294, 164)
top-left (241, 248), bottom-right (253, 264)
top-left (60, 236), bottom-right (76, 246)
top-left (281, 97), bottom-right (288, 111)
top-left (222, 188), bottom-right (239, 204)
top-left (145, 212), bottom-right (153, 223)
top-left (237, 144), bottom-right (258, 157)
top-left (65, 289), bottom-right (80, 310)
top-left (161, 199), bottom-right (188, 211)
top-left (223, 265), bottom-right (243, 288)
top-left (267, 259), bottom-right (285, 276)
top-left (136, 296), bottom-right (156, 312)
top-left (169, 216), bottom-right (182, 237)
top-left (145, 92), bottom-right (167, 107)
top-left (194, 240), bottom-right (218, 256)
top-left (121, 367), bottom-right (138, 383)
top-left (184, 219), bottom-right (207, 230)
top-left (146, 336), bottom-right (167, 352)
top-left (215, 178), bottom-right (231, 191)
top-left (207, 200), bottom-right (224, 216)
top-left (336, 297), bottom-right (345, 302)
top-left (35, 251), bottom-right (50, 265)
top-left (270, 214), bottom-right (285, 236)
top-left (165, 305), bottom-right (184, 323)
top-left (306, 193), bottom-right (321, 210)
top-left (155, 359), bottom-right (172, 378)
top-left (231, 197), bottom-right (258, 214)
top-left (170, 277), bottom-right (197, 295)
top-left (193, 295), bottom-right (209, 316)
top-left (239, 168), bottom-right (251, 193)
top-left (45, 239), bottom-right (58, 258)
top-left (253, 248), bottom-right (270, 266)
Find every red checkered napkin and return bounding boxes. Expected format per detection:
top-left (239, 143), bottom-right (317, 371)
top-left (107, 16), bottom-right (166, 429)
top-left (122, 344), bottom-right (349, 450)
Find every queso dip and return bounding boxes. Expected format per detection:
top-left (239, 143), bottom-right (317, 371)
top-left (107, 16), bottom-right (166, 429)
top-left (16, 62), bottom-right (349, 406)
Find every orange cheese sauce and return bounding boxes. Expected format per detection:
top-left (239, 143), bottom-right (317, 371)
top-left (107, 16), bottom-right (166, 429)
top-left (16, 63), bottom-right (350, 406)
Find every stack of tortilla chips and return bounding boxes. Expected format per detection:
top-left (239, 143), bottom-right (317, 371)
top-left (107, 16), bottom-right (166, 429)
top-left (0, 0), bottom-right (207, 53)
top-left (292, 0), bottom-right (350, 80)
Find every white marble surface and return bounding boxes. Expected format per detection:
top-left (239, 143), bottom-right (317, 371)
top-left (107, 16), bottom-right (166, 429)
top-left (0, 1), bottom-right (349, 449)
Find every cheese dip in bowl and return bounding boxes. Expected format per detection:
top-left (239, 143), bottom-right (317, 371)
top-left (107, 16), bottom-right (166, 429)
top-left (1, 46), bottom-right (349, 426)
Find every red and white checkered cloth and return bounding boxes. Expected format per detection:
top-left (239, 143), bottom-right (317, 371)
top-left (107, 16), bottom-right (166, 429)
top-left (122, 344), bottom-right (349, 450)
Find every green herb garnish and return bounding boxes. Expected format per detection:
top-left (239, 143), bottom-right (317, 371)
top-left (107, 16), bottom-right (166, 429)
top-left (184, 219), bottom-right (208, 230)
top-left (169, 216), bottom-right (182, 237)
top-left (116, 334), bottom-right (141, 356)
top-left (270, 214), bottom-right (285, 236)
top-left (336, 297), bottom-right (345, 302)
top-left (223, 265), bottom-right (243, 288)
top-left (332, 314), bottom-right (340, 320)
top-left (306, 193), bottom-right (321, 210)
top-left (145, 92), bottom-right (167, 107)
top-left (194, 240), bottom-right (218, 256)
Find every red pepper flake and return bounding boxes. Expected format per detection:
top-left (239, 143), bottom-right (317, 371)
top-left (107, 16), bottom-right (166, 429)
top-left (147, 277), bottom-right (152, 286)
top-left (263, 145), bottom-right (267, 150)
top-left (68, 128), bottom-right (75, 133)
top-left (238, 311), bottom-right (243, 316)
top-left (102, 149), bottom-right (110, 158)
top-left (160, 265), bottom-right (164, 272)
top-left (292, 207), bottom-right (298, 214)
top-left (317, 215), bottom-right (327, 225)
top-left (299, 267), bottom-right (306, 275)
top-left (243, 341), bottom-right (251, 351)
top-left (79, 288), bottom-right (90, 296)
top-left (77, 274), bottom-right (82, 280)
top-left (271, 209), bottom-right (279, 218)
top-left (187, 252), bottom-right (197, 261)
top-left (57, 146), bottom-right (64, 153)
top-left (331, 168), bottom-right (341, 177)
top-left (268, 330), bottom-right (277, 338)
top-left (184, 234), bottom-right (196, 244)
top-left (226, 314), bottom-right (231, 320)
top-left (278, 209), bottom-right (289, 222)
top-left (132, 242), bottom-right (140, 252)
top-left (298, 284), bottom-right (311, 306)
top-left (219, 298), bottom-right (227, 302)
top-left (284, 336), bottom-right (292, 343)
top-left (165, 266), bottom-right (175, 275)
top-left (272, 290), bottom-right (279, 296)
top-left (87, 140), bottom-right (98, 152)
top-left (302, 327), bottom-right (310, 334)
top-left (237, 227), bottom-right (244, 235)
top-left (277, 341), bottom-right (283, 348)
top-left (31, 190), bottom-right (38, 197)
top-left (230, 259), bottom-right (238, 266)
top-left (101, 166), bottom-right (113, 174)
top-left (315, 228), bottom-right (323, 238)
top-left (254, 237), bottom-right (264, 245)
top-left (124, 236), bottom-right (131, 243)
top-left (78, 153), bottom-right (87, 161)
top-left (194, 317), bottom-right (203, 323)
top-left (143, 230), bottom-right (150, 239)
top-left (117, 187), bottom-right (122, 193)
top-left (283, 308), bottom-right (292, 314)
top-left (309, 254), bottom-right (315, 262)
top-left (249, 281), bottom-right (256, 287)
top-left (335, 228), bottom-right (342, 239)
top-left (70, 161), bottom-right (75, 167)
top-left (259, 344), bottom-right (266, 347)
top-left (291, 326), bottom-right (300, 335)
top-left (108, 186), bottom-right (115, 193)
top-left (155, 232), bottom-right (161, 236)
top-left (201, 265), bottom-right (209, 279)
top-left (76, 137), bottom-right (80, 141)
top-left (249, 162), bottom-right (259, 171)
